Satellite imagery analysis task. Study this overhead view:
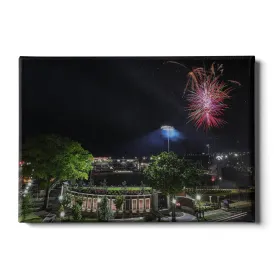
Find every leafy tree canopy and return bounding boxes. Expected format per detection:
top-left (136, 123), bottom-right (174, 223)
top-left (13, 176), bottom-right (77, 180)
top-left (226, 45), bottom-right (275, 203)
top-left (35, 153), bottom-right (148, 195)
top-left (22, 134), bottom-right (93, 183)
top-left (144, 152), bottom-right (202, 196)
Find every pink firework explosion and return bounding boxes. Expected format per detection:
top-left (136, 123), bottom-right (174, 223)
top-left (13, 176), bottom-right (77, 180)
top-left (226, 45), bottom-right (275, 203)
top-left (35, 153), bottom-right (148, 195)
top-left (185, 63), bottom-right (240, 130)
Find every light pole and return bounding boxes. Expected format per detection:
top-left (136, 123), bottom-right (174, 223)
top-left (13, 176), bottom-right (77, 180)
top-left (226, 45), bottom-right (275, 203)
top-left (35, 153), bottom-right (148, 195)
top-left (172, 197), bottom-right (176, 222)
top-left (60, 211), bottom-right (65, 222)
top-left (196, 194), bottom-right (201, 220)
top-left (161, 125), bottom-right (174, 152)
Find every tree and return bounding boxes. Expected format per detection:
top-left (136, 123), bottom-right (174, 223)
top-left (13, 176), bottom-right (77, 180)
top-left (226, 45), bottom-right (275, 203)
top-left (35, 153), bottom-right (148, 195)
top-left (20, 193), bottom-right (33, 221)
top-left (98, 196), bottom-right (113, 221)
top-left (114, 195), bottom-right (124, 213)
top-left (144, 152), bottom-right (202, 221)
top-left (22, 134), bottom-right (93, 209)
top-left (144, 152), bottom-right (201, 195)
top-left (72, 197), bottom-right (82, 221)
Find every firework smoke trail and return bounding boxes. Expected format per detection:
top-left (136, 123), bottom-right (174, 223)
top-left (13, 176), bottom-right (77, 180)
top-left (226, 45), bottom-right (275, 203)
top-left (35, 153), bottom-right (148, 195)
top-left (185, 63), bottom-right (240, 130)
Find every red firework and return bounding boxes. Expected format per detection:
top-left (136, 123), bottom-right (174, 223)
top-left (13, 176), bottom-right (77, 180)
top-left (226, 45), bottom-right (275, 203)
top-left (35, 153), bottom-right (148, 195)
top-left (185, 63), bottom-right (240, 130)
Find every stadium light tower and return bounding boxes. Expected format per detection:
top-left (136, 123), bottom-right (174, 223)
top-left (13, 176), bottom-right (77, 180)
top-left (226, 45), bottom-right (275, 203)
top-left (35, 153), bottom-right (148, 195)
top-left (161, 125), bottom-right (174, 152)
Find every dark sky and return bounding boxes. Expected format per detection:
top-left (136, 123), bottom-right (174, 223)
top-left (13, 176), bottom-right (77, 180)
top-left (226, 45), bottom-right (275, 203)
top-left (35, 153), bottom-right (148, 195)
top-left (20, 57), bottom-right (254, 157)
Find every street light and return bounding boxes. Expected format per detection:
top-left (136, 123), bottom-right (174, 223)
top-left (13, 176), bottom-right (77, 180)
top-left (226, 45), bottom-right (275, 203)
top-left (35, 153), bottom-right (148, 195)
top-left (161, 125), bottom-right (174, 152)
top-left (196, 194), bottom-right (201, 220)
top-left (216, 155), bottom-right (223, 160)
top-left (60, 211), bottom-right (65, 219)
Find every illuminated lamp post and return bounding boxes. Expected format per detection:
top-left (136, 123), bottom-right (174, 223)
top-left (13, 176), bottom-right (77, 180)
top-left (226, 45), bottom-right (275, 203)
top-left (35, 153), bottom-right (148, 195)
top-left (60, 211), bottom-right (65, 221)
top-left (196, 194), bottom-right (201, 220)
top-left (161, 125), bottom-right (174, 152)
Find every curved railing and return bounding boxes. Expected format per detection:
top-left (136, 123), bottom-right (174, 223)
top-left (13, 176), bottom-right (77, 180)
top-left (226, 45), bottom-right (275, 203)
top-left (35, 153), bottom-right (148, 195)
top-left (64, 187), bottom-right (152, 213)
top-left (68, 186), bottom-right (152, 196)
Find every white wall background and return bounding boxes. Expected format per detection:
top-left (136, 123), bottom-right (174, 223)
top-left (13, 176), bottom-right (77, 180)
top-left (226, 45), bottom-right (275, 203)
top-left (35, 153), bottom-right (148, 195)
top-left (0, 1), bottom-right (274, 275)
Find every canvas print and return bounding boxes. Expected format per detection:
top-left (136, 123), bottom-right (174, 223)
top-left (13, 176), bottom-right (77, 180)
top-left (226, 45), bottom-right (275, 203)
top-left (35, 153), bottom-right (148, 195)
top-left (19, 56), bottom-right (255, 223)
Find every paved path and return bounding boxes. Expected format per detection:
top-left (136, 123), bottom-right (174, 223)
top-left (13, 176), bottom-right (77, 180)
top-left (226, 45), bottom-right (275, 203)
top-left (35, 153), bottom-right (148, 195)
top-left (161, 212), bottom-right (197, 222)
top-left (108, 212), bottom-right (197, 222)
top-left (203, 209), bottom-right (247, 221)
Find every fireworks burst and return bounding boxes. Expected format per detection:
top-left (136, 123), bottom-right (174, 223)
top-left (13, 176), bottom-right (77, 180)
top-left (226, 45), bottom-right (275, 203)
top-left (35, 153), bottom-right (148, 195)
top-left (184, 63), bottom-right (240, 130)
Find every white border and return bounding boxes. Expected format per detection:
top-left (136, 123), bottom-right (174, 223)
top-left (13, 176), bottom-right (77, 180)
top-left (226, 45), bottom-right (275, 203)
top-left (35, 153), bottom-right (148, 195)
top-left (1, 1), bottom-right (274, 275)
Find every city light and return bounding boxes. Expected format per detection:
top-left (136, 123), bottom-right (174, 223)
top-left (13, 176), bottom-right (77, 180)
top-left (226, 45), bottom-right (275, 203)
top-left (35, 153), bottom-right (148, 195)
top-left (172, 198), bottom-right (176, 204)
top-left (161, 125), bottom-right (175, 152)
top-left (58, 195), bottom-right (63, 202)
top-left (161, 125), bottom-right (174, 131)
top-left (60, 211), bottom-right (65, 218)
top-left (196, 195), bottom-right (201, 200)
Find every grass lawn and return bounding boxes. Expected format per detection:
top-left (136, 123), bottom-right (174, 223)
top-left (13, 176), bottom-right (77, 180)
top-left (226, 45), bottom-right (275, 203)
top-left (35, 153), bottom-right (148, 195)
top-left (106, 187), bottom-right (151, 191)
top-left (19, 213), bottom-right (42, 223)
top-left (77, 186), bottom-right (152, 191)
top-left (59, 219), bottom-right (99, 223)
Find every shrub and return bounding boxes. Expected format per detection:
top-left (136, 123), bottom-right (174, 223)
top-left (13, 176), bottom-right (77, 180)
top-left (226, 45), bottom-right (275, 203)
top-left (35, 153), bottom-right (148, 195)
top-left (21, 193), bottom-right (33, 221)
top-left (98, 196), bottom-right (113, 221)
top-left (114, 195), bottom-right (124, 212)
top-left (72, 203), bottom-right (82, 221)
top-left (144, 213), bottom-right (156, 222)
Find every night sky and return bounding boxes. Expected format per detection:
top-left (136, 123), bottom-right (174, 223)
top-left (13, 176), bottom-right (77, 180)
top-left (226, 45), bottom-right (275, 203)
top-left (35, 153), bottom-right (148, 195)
top-left (20, 57), bottom-right (254, 157)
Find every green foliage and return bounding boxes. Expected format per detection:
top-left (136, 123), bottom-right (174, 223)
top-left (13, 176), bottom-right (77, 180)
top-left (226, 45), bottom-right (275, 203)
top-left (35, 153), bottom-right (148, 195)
top-left (98, 196), bottom-right (113, 221)
top-left (144, 152), bottom-right (202, 196)
top-left (75, 196), bottom-right (83, 205)
top-left (62, 193), bottom-right (72, 207)
top-left (114, 195), bottom-right (124, 211)
top-left (72, 201), bottom-right (82, 221)
top-left (22, 134), bottom-right (93, 208)
top-left (22, 134), bottom-right (93, 182)
top-left (21, 194), bottom-right (33, 221)
top-left (19, 213), bottom-right (42, 223)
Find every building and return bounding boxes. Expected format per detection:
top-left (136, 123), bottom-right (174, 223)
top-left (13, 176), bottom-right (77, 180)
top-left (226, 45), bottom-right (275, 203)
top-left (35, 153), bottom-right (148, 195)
top-left (63, 185), bottom-right (154, 214)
